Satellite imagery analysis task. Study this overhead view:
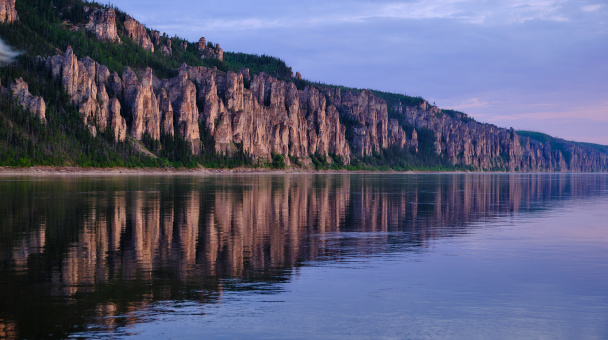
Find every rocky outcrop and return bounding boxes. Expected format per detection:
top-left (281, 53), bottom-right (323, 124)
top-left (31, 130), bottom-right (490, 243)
top-left (128, 67), bottom-right (161, 140)
top-left (124, 15), bottom-right (154, 52)
top-left (395, 100), bottom-right (608, 172)
top-left (323, 88), bottom-right (414, 158)
top-left (159, 66), bottom-right (201, 152)
top-left (41, 47), bottom-right (607, 171)
top-left (8, 78), bottom-right (46, 122)
top-left (161, 39), bottom-right (172, 56)
top-left (197, 37), bottom-right (223, 61)
top-left (187, 66), bottom-right (350, 163)
top-left (84, 7), bottom-right (120, 43)
top-left (150, 30), bottom-right (161, 46)
top-left (0, 0), bottom-right (17, 23)
top-left (41, 48), bottom-right (418, 165)
top-left (46, 47), bottom-right (127, 141)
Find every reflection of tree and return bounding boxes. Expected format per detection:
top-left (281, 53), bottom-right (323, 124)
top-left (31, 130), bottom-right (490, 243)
top-left (0, 174), bottom-right (606, 338)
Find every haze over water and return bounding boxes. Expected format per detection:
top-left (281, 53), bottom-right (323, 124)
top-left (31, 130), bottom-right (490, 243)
top-left (0, 173), bottom-right (607, 339)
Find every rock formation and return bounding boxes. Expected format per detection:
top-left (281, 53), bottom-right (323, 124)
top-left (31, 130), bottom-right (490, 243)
top-left (84, 7), bottom-right (120, 43)
top-left (41, 46), bottom-right (608, 171)
top-left (186, 66), bottom-right (350, 163)
top-left (160, 66), bottom-right (201, 152)
top-left (124, 15), bottom-right (154, 52)
top-left (0, 0), bottom-right (17, 23)
top-left (127, 67), bottom-right (161, 140)
top-left (46, 47), bottom-right (127, 141)
top-left (8, 78), bottom-right (46, 123)
top-left (393, 100), bottom-right (608, 172)
top-left (160, 39), bottom-right (172, 56)
top-left (323, 88), bottom-right (415, 158)
top-left (197, 37), bottom-right (223, 61)
top-left (150, 30), bottom-right (161, 46)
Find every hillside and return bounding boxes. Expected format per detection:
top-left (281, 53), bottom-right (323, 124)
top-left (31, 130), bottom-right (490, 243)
top-left (0, 0), bottom-right (607, 171)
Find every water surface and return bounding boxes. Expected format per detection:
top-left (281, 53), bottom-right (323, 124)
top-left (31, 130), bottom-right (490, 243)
top-left (0, 174), bottom-right (607, 339)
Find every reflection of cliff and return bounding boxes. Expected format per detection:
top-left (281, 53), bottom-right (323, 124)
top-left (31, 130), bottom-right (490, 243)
top-left (0, 174), bottom-right (606, 338)
top-left (3, 175), bottom-right (607, 285)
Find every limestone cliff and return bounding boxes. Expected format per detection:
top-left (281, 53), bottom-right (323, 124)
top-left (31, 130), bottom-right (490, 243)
top-left (41, 46), bottom-right (608, 171)
top-left (186, 66), bottom-right (350, 163)
top-left (197, 37), bottom-right (223, 61)
top-left (323, 88), bottom-right (415, 158)
top-left (124, 15), bottom-right (154, 52)
top-left (84, 7), bottom-right (120, 43)
top-left (44, 48), bottom-right (352, 164)
top-left (394, 100), bottom-right (608, 172)
top-left (0, 0), bottom-right (17, 23)
top-left (7, 78), bottom-right (45, 123)
top-left (47, 47), bottom-right (127, 141)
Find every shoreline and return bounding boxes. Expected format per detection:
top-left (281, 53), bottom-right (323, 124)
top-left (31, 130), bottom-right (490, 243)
top-left (0, 166), bottom-right (604, 176)
top-left (0, 166), bottom-right (470, 176)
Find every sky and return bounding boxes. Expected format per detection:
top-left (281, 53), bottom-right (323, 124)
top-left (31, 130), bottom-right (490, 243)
top-left (100, 0), bottom-right (608, 145)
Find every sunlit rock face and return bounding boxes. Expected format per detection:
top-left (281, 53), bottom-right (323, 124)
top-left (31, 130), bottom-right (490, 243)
top-left (197, 37), bottom-right (223, 61)
top-left (47, 47), bottom-right (127, 141)
top-left (124, 15), bottom-right (154, 52)
top-left (394, 100), bottom-right (608, 172)
top-left (185, 66), bottom-right (352, 163)
top-left (8, 78), bottom-right (46, 123)
top-left (84, 7), bottom-right (120, 43)
top-left (42, 46), bottom-right (607, 170)
top-left (0, 0), bottom-right (18, 23)
top-left (323, 88), bottom-right (415, 158)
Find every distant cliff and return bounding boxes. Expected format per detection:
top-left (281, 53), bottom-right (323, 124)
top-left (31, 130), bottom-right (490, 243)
top-left (1, 0), bottom-right (607, 171)
top-left (389, 100), bottom-right (608, 172)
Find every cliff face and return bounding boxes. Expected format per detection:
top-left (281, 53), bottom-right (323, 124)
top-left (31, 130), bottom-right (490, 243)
top-left (197, 37), bottom-right (223, 61)
top-left (396, 101), bottom-right (608, 172)
top-left (124, 15), bottom-right (154, 52)
top-left (47, 47), bottom-right (127, 141)
top-left (323, 88), bottom-right (416, 157)
top-left (0, 0), bottom-right (17, 23)
top-left (186, 66), bottom-right (349, 163)
top-left (5, 78), bottom-right (46, 123)
top-left (84, 7), bottom-right (120, 43)
top-left (38, 46), bottom-right (608, 171)
top-left (43, 49), bottom-right (355, 163)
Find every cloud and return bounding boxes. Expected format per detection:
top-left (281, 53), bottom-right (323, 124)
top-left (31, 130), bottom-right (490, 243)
top-left (448, 98), bottom-right (492, 110)
top-left (483, 103), bottom-right (608, 122)
top-left (581, 4), bottom-right (603, 12)
top-left (113, 0), bottom-right (581, 34)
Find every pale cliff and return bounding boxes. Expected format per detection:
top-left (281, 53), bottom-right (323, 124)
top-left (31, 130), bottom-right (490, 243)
top-left (197, 37), bottom-right (224, 61)
top-left (47, 47), bottom-right (127, 141)
top-left (394, 100), bottom-right (608, 171)
top-left (0, 0), bottom-right (17, 23)
top-left (323, 88), bottom-right (417, 157)
top-left (124, 15), bottom-right (154, 52)
top-left (187, 66), bottom-right (350, 163)
top-left (84, 7), bottom-right (120, 42)
top-left (5, 78), bottom-right (46, 123)
top-left (41, 46), bottom-right (608, 171)
top-left (43, 48), bottom-right (354, 163)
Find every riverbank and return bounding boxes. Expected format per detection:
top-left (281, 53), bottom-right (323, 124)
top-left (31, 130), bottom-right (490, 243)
top-left (0, 166), bottom-right (399, 176)
top-left (0, 166), bottom-right (483, 176)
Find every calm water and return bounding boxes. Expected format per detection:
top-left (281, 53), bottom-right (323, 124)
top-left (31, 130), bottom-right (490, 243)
top-left (0, 174), bottom-right (607, 339)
